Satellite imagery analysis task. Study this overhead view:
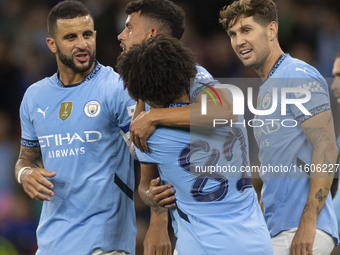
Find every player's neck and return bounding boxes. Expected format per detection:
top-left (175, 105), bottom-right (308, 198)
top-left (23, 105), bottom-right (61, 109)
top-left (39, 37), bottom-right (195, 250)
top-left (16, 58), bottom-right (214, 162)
top-left (173, 94), bottom-right (190, 104)
top-left (256, 45), bottom-right (284, 80)
top-left (57, 63), bottom-right (94, 86)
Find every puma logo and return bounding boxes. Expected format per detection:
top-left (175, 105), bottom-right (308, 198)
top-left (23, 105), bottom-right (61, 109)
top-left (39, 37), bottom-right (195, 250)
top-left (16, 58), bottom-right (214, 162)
top-left (295, 67), bottom-right (308, 73)
top-left (37, 107), bottom-right (49, 119)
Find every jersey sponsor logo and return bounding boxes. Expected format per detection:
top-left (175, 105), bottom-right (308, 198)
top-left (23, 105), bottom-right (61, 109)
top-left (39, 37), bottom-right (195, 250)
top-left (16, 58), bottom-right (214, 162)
top-left (38, 131), bottom-right (102, 147)
top-left (48, 147), bottom-right (85, 158)
top-left (84, 100), bottom-right (100, 118)
top-left (59, 102), bottom-right (73, 121)
top-left (37, 107), bottom-right (49, 119)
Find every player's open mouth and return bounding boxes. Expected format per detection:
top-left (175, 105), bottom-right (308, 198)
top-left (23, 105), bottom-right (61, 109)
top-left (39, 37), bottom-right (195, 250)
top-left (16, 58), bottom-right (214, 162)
top-left (240, 49), bottom-right (252, 59)
top-left (75, 53), bottom-right (89, 62)
top-left (120, 43), bottom-right (126, 51)
top-left (240, 49), bottom-right (252, 55)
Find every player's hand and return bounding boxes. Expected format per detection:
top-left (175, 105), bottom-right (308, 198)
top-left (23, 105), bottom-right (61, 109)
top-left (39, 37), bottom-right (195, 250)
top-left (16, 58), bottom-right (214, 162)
top-left (146, 177), bottom-right (176, 209)
top-left (20, 167), bottom-right (56, 201)
top-left (291, 224), bottom-right (316, 255)
top-left (130, 111), bottom-right (156, 152)
top-left (143, 221), bottom-right (172, 255)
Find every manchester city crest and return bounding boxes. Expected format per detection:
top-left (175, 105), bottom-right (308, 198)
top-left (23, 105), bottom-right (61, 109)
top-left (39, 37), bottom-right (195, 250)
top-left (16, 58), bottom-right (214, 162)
top-left (84, 100), bottom-right (101, 117)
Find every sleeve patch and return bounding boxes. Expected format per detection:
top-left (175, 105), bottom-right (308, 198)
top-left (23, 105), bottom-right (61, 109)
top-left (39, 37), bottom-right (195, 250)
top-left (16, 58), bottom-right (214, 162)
top-left (21, 138), bottom-right (40, 147)
top-left (296, 104), bottom-right (330, 124)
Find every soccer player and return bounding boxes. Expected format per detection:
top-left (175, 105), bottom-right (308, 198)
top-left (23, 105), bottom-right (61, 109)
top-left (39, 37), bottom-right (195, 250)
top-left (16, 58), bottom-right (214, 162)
top-left (116, 34), bottom-right (273, 255)
top-left (220, 0), bottom-right (338, 254)
top-left (118, 0), bottom-right (235, 152)
top-left (14, 1), bottom-right (136, 254)
top-left (118, 1), bottom-right (235, 254)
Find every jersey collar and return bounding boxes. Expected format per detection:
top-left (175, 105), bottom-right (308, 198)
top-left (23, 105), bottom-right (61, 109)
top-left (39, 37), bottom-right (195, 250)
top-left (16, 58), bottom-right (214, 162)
top-left (56, 61), bottom-right (101, 88)
top-left (267, 53), bottom-right (288, 79)
top-left (168, 102), bottom-right (190, 108)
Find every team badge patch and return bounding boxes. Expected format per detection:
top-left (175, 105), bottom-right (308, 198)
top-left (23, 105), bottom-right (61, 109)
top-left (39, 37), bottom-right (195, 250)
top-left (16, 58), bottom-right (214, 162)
top-left (84, 100), bottom-right (100, 117)
top-left (262, 93), bottom-right (272, 109)
top-left (59, 102), bottom-right (73, 121)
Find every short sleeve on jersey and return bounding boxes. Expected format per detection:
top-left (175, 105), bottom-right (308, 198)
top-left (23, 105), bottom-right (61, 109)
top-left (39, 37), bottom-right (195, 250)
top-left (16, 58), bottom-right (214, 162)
top-left (190, 65), bottom-right (218, 103)
top-left (284, 78), bottom-right (330, 123)
top-left (100, 70), bottom-right (136, 128)
top-left (20, 90), bottom-right (39, 146)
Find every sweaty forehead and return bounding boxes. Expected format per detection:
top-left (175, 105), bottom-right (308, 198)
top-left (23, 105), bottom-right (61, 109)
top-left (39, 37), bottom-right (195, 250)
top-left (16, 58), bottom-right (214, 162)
top-left (228, 16), bottom-right (255, 31)
top-left (126, 12), bottom-right (152, 27)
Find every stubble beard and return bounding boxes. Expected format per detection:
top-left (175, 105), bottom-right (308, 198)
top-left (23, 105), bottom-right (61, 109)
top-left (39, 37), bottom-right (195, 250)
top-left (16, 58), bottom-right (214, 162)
top-left (57, 45), bottom-right (96, 74)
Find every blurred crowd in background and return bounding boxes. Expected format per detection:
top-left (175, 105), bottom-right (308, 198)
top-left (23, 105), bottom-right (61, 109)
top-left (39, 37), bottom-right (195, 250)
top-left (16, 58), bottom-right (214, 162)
top-left (0, 0), bottom-right (340, 254)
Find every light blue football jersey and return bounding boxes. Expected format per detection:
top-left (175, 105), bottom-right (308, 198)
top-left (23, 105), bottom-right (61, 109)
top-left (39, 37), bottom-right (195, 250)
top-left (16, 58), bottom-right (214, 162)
top-left (136, 100), bottom-right (273, 254)
top-left (254, 54), bottom-right (338, 243)
top-left (20, 62), bottom-right (137, 255)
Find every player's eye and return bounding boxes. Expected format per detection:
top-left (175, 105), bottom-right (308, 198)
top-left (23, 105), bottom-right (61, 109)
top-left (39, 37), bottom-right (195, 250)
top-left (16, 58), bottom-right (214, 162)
top-left (228, 32), bottom-right (236, 38)
top-left (84, 32), bottom-right (93, 38)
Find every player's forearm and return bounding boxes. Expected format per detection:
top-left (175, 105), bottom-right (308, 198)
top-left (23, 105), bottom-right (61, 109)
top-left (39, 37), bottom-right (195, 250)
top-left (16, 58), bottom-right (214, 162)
top-left (138, 177), bottom-right (153, 206)
top-left (149, 207), bottom-right (169, 227)
top-left (15, 146), bottom-right (43, 179)
top-left (190, 99), bottom-right (237, 127)
top-left (300, 147), bottom-right (337, 225)
top-left (148, 102), bottom-right (236, 128)
top-left (138, 179), bottom-right (169, 214)
top-left (132, 99), bottom-right (145, 121)
top-left (147, 106), bottom-right (190, 127)
top-left (299, 110), bottom-right (338, 222)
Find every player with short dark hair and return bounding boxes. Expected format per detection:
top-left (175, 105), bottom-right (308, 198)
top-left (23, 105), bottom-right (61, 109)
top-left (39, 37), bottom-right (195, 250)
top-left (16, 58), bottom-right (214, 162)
top-left (15, 1), bottom-right (136, 254)
top-left (125, 0), bottom-right (184, 40)
top-left (118, 1), bottom-right (236, 254)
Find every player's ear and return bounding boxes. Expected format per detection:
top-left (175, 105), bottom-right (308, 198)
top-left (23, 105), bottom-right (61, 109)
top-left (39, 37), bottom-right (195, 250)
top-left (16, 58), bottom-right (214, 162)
top-left (268, 21), bottom-right (278, 41)
top-left (46, 37), bottom-right (57, 53)
top-left (149, 28), bottom-right (158, 38)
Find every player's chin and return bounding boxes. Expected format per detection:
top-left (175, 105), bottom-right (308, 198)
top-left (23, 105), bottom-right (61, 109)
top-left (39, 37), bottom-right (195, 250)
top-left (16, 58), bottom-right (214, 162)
top-left (75, 61), bottom-right (93, 73)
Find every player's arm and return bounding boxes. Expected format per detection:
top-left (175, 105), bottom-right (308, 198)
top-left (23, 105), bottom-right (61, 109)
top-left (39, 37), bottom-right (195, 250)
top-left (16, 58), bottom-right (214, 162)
top-left (138, 163), bottom-right (175, 255)
top-left (15, 145), bottom-right (56, 201)
top-left (291, 110), bottom-right (338, 255)
top-left (131, 88), bottom-right (236, 151)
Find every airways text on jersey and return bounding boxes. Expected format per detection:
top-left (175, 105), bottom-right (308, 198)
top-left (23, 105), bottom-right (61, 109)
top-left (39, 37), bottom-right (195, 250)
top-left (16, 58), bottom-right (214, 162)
top-left (38, 131), bottom-right (102, 159)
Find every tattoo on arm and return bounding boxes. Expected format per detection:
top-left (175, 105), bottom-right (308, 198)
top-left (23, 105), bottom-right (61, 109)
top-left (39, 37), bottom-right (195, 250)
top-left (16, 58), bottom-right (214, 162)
top-left (315, 189), bottom-right (327, 203)
top-left (316, 206), bottom-right (321, 216)
top-left (19, 146), bottom-right (43, 167)
top-left (302, 127), bottom-right (328, 153)
top-left (302, 203), bottom-right (310, 215)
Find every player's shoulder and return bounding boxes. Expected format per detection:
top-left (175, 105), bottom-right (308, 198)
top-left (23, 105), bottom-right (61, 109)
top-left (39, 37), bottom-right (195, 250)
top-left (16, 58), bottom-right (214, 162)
top-left (96, 63), bottom-right (125, 91)
top-left (24, 74), bottom-right (56, 98)
top-left (97, 63), bottom-right (121, 83)
top-left (195, 64), bottom-right (213, 81)
top-left (281, 54), bottom-right (323, 79)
